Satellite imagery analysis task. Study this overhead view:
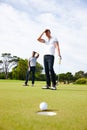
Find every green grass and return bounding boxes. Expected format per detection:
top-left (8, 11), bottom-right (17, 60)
top-left (0, 80), bottom-right (87, 130)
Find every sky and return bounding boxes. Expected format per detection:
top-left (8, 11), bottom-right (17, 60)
top-left (0, 0), bottom-right (87, 74)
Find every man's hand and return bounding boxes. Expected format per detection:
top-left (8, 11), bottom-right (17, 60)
top-left (37, 30), bottom-right (46, 43)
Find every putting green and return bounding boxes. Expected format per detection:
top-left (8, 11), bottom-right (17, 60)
top-left (0, 80), bottom-right (87, 130)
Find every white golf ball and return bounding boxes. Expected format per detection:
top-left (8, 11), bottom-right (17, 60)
top-left (39, 102), bottom-right (48, 111)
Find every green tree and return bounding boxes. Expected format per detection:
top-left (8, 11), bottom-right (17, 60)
top-left (0, 60), bottom-right (3, 72)
top-left (12, 59), bottom-right (28, 80)
top-left (57, 72), bottom-right (74, 84)
top-left (66, 72), bottom-right (74, 83)
top-left (74, 71), bottom-right (85, 80)
top-left (58, 73), bottom-right (66, 83)
top-left (84, 72), bottom-right (87, 78)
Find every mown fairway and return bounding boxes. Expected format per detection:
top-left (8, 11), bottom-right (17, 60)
top-left (0, 80), bottom-right (87, 130)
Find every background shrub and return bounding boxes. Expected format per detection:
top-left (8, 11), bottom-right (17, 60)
top-left (75, 78), bottom-right (87, 84)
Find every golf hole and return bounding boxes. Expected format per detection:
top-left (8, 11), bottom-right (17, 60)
top-left (37, 111), bottom-right (57, 116)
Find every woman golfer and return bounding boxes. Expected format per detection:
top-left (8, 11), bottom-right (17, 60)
top-left (37, 29), bottom-right (61, 90)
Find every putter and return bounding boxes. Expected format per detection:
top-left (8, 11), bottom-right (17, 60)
top-left (56, 57), bottom-right (61, 85)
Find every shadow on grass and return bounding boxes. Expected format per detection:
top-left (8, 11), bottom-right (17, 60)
top-left (36, 109), bottom-right (59, 113)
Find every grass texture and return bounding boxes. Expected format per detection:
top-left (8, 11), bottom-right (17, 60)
top-left (0, 80), bottom-right (87, 130)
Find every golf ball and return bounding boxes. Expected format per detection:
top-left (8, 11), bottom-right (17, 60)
top-left (39, 102), bottom-right (48, 111)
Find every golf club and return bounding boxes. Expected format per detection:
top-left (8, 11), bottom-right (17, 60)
top-left (56, 57), bottom-right (62, 85)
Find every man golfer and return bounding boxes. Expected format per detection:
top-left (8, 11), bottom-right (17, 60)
top-left (37, 29), bottom-right (61, 90)
top-left (24, 51), bottom-right (39, 86)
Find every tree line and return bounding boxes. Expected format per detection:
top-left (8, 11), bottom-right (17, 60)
top-left (0, 53), bottom-right (87, 84)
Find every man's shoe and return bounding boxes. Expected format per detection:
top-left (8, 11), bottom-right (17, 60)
top-left (42, 85), bottom-right (50, 89)
top-left (23, 84), bottom-right (29, 86)
top-left (32, 84), bottom-right (34, 87)
top-left (51, 86), bottom-right (57, 90)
